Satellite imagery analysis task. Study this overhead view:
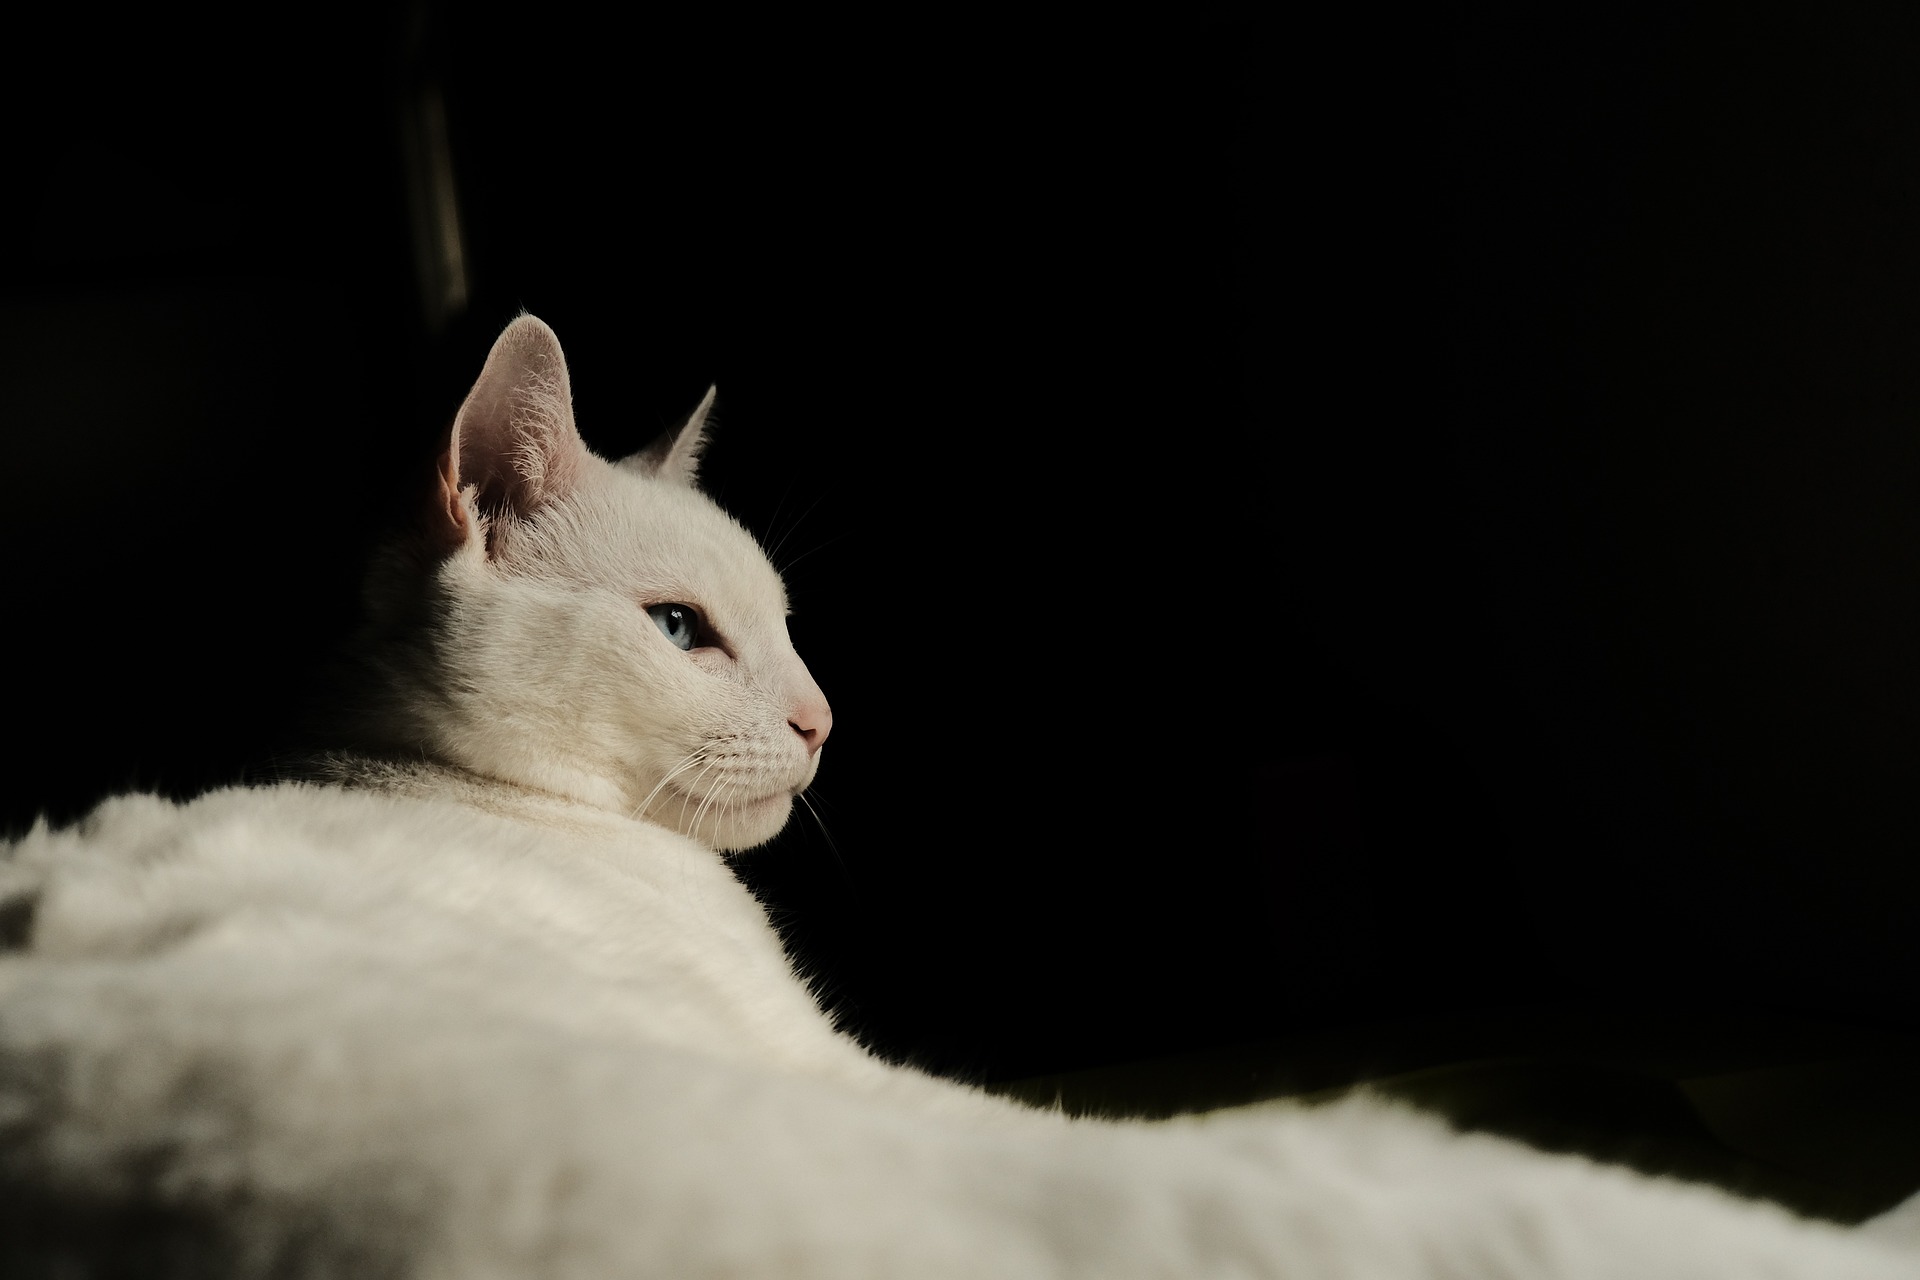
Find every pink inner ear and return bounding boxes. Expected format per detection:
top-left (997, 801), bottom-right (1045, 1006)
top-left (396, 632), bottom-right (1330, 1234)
top-left (445, 316), bottom-right (589, 525)
top-left (433, 447), bottom-right (472, 550)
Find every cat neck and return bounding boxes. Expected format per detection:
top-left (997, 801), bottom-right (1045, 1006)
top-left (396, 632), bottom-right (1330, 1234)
top-left (305, 751), bottom-right (654, 838)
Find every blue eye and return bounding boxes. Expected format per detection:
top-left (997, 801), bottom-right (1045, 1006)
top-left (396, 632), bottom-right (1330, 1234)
top-left (646, 603), bottom-right (700, 651)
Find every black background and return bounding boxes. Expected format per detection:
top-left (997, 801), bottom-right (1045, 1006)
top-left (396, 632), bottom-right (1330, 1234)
top-left (7, 6), bottom-right (1920, 1084)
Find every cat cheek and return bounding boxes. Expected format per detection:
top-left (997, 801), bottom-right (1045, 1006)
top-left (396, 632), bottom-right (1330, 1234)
top-left (685, 649), bottom-right (734, 678)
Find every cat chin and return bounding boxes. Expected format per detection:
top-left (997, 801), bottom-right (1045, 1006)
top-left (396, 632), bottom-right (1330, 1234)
top-left (657, 786), bottom-right (795, 853)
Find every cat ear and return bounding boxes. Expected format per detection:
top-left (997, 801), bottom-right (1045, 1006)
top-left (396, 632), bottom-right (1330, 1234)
top-left (436, 315), bottom-right (588, 547)
top-left (618, 386), bottom-right (715, 488)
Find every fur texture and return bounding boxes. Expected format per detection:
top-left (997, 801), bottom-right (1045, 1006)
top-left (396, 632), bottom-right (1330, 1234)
top-left (1, 316), bottom-right (1915, 1278)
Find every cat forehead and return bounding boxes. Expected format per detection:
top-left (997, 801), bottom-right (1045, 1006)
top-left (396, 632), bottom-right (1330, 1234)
top-left (549, 462), bottom-right (789, 612)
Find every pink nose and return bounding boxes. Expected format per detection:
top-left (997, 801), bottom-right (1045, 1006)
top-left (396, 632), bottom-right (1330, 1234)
top-left (789, 700), bottom-right (832, 755)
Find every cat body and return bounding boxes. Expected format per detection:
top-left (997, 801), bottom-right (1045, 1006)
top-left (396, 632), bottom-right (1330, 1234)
top-left (1, 317), bottom-right (1916, 1277)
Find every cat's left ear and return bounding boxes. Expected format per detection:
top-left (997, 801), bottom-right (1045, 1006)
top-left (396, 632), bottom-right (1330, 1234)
top-left (618, 386), bottom-right (715, 488)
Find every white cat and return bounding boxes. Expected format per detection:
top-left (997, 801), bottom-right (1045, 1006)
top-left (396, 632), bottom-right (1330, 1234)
top-left (1, 315), bottom-right (1915, 1278)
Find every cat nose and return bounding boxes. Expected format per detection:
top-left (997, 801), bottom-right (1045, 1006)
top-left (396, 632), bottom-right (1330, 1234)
top-left (789, 700), bottom-right (832, 755)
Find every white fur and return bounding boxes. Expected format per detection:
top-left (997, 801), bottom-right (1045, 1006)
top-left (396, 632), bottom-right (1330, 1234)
top-left (1, 317), bottom-right (1914, 1277)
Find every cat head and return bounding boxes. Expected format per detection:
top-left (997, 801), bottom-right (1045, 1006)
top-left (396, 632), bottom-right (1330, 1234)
top-left (361, 315), bottom-right (830, 852)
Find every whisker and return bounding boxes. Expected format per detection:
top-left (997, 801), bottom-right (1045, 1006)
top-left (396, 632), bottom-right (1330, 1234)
top-left (643, 753), bottom-right (708, 815)
top-left (795, 789), bottom-right (853, 888)
top-left (776, 528), bottom-right (855, 577)
top-left (689, 766), bottom-right (737, 845)
top-left (675, 756), bottom-right (722, 831)
top-left (687, 773), bottom-right (717, 842)
top-left (632, 747), bottom-right (714, 823)
top-left (766, 491), bottom-right (830, 571)
top-left (760, 478), bottom-right (798, 558)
